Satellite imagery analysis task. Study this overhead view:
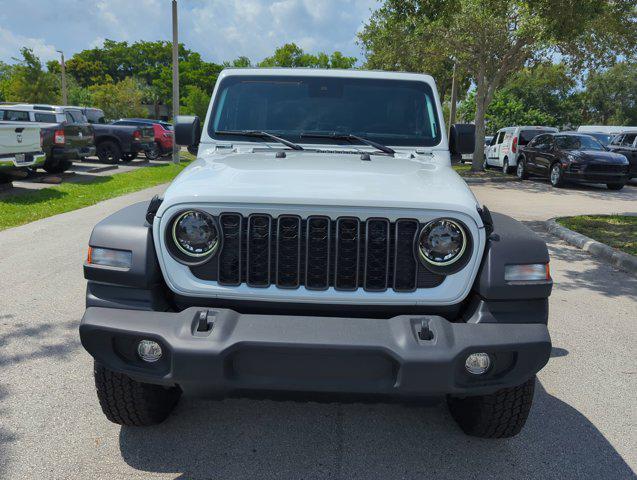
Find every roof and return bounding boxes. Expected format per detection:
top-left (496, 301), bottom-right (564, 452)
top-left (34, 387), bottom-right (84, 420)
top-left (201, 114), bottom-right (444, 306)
top-left (217, 67), bottom-right (436, 84)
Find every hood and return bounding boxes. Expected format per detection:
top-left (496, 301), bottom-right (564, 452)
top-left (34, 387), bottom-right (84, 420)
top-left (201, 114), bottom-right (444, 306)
top-left (159, 150), bottom-right (481, 219)
top-left (567, 150), bottom-right (629, 164)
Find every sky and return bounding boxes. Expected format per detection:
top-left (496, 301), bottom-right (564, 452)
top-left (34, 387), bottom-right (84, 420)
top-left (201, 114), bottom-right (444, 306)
top-left (0, 0), bottom-right (378, 64)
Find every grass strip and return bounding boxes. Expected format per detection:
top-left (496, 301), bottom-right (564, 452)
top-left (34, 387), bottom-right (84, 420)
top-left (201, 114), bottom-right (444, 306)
top-left (0, 153), bottom-right (194, 231)
top-left (556, 215), bottom-right (637, 256)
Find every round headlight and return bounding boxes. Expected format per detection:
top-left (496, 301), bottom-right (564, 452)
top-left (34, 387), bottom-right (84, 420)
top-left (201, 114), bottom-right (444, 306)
top-left (172, 210), bottom-right (219, 257)
top-left (418, 218), bottom-right (467, 267)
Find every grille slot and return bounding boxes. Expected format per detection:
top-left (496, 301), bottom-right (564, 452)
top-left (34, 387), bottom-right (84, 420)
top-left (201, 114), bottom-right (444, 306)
top-left (206, 214), bottom-right (445, 291)
top-left (393, 219), bottom-right (419, 292)
top-left (364, 219), bottom-right (390, 291)
top-left (247, 214), bottom-right (272, 287)
top-left (218, 213), bottom-right (242, 285)
top-left (335, 218), bottom-right (361, 291)
top-left (276, 215), bottom-right (302, 288)
top-left (305, 216), bottom-right (331, 290)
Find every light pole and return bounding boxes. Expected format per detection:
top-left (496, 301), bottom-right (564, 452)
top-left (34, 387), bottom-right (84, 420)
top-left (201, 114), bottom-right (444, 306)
top-left (172, 0), bottom-right (180, 164)
top-left (56, 50), bottom-right (68, 105)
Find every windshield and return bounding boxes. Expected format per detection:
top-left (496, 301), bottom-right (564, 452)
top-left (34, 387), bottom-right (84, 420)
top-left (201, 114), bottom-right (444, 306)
top-left (519, 129), bottom-right (555, 145)
top-left (209, 75), bottom-right (441, 147)
top-left (586, 132), bottom-right (613, 146)
top-left (555, 135), bottom-right (605, 151)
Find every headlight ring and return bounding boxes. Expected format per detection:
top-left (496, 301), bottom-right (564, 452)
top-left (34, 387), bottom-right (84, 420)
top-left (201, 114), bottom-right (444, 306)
top-left (416, 218), bottom-right (472, 274)
top-left (167, 210), bottom-right (220, 265)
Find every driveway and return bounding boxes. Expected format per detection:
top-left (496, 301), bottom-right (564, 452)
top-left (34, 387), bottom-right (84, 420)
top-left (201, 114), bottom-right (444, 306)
top-left (0, 183), bottom-right (635, 479)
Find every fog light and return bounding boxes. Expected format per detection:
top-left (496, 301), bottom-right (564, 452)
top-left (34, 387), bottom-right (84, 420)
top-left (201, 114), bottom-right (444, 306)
top-left (137, 340), bottom-right (162, 363)
top-left (465, 353), bottom-right (491, 375)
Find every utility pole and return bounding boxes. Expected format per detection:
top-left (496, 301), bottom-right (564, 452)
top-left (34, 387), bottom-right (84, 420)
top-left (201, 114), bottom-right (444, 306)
top-left (447, 62), bottom-right (458, 137)
top-left (57, 50), bottom-right (68, 105)
top-left (172, 0), bottom-right (180, 164)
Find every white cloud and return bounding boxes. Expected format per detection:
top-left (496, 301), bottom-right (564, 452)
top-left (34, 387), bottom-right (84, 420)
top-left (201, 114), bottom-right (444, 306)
top-left (0, 0), bottom-right (377, 64)
top-left (0, 27), bottom-right (58, 63)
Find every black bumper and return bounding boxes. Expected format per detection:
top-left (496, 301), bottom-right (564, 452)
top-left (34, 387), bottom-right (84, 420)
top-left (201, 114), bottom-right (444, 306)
top-left (129, 141), bottom-right (155, 154)
top-left (564, 170), bottom-right (629, 184)
top-left (51, 145), bottom-right (96, 160)
top-left (80, 306), bottom-right (551, 398)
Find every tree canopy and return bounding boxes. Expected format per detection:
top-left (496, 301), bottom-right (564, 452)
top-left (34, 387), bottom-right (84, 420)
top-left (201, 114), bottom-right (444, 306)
top-left (359, 0), bottom-right (637, 170)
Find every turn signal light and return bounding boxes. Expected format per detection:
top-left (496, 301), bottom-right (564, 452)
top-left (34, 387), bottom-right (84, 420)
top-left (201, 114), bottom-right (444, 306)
top-left (504, 263), bottom-right (550, 282)
top-left (87, 246), bottom-right (132, 269)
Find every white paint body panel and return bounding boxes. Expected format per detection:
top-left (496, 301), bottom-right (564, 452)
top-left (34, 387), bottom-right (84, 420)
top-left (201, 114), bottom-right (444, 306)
top-left (154, 69), bottom-right (487, 305)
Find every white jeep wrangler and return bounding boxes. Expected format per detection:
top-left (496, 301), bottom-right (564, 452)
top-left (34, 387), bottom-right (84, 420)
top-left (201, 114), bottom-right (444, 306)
top-left (80, 69), bottom-right (552, 438)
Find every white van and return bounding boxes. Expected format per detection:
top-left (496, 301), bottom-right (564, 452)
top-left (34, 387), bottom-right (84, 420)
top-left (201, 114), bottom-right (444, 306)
top-left (577, 125), bottom-right (635, 135)
top-left (485, 126), bottom-right (558, 173)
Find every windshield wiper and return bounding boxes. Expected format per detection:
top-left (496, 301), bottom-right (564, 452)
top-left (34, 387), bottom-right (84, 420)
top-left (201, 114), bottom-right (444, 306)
top-left (215, 130), bottom-right (304, 151)
top-left (300, 132), bottom-right (395, 156)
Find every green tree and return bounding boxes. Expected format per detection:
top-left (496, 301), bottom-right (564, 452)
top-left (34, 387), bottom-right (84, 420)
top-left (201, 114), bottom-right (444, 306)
top-left (89, 77), bottom-right (147, 120)
top-left (584, 62), bottom-right (637, 125)
top-left (181, 85), bottom-right (209, 121)
top-left (3, 48), bottom-right (60, 103)
top-left (359, 0), bottom-right (637, 171)
top-left (259, 43), bottom-right (356, 69)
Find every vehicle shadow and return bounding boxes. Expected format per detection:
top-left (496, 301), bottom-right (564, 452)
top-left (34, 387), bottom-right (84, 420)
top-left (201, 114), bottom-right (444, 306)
top-left (118, 381), bottom-right (634, 480)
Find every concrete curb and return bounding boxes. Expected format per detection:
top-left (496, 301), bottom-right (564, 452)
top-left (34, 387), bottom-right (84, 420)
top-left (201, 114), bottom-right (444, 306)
top-left (462, 176), bottom-right (519, 184)
top-left (545, 218), bottom-right (637, 276)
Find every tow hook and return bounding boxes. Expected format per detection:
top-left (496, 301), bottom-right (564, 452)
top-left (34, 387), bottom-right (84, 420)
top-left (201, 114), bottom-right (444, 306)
top-left (195, 310), bottom-right (215, 334)
top-left (418, 319), bottom-right (434, 341)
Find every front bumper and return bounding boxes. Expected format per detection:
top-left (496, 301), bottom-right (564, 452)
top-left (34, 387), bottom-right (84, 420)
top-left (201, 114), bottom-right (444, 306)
top-left (564, 167), bottom-right (629, 184)
top-left (80, 306), bottom-right (551, 398)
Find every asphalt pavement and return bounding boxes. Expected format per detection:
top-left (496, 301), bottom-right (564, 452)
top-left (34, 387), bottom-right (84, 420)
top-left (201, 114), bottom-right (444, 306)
top-left (0, 180), bottom-right (635, 479)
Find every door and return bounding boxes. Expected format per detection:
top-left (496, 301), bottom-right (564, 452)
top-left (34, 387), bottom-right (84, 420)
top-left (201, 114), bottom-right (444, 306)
top-left (534, 135), bottom-right (556, 177)
top-left (64, 110), bottom-right (94, 151)
top-left (608, 133), bottom-right (637, 177)
top-left (499, 132), bottom-right (513, 165)
top-left (489, 131), bottom-right (505, 162)
top-left (522, 135), bottom-right (541, 173)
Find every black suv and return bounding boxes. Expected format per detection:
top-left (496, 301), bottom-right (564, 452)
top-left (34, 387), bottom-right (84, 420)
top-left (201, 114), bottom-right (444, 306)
top-left (517, 132), bottom-right (630, 190)
top-left (607, 131), bottom-right (637, 179)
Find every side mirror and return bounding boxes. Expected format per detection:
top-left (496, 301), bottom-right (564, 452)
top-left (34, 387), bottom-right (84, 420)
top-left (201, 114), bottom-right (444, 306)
top-left (174, 115), bottom-right (201, 146)
top-left (449, 124), bottom-right (475, 163)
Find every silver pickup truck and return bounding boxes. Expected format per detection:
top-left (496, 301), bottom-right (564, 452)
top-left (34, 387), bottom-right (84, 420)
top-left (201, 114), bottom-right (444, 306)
top-left (0, 123), bottom-right (46, 181)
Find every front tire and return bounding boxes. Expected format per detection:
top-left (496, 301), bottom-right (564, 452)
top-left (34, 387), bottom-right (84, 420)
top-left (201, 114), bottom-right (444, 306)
top-left (447, 376), bottom-right (536, 438)
top-left (96, 141), bottom-right (122, 165)
top-left (607, 183), bottom-right (624, 191)
top-left (145, 144), bottom-right (160, 160)
top-left (94, 362), bottom-right (181, 426)
top-left (549, 163), bottom-right (565, 187)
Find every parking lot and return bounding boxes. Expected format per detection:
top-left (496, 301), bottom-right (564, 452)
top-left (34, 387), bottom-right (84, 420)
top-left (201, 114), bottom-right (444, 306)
top-left (0, 180), bottom-right (635, 480)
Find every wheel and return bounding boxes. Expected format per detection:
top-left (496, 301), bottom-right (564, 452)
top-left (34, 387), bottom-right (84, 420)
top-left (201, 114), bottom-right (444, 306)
top-left (145, 144), bottom-right (160, 160)
top-left (516, 157), bottom-right (528, 180)
top-left (43, 158), bottom-right (72, 174)
top-left (96, 141), bottom-right (122, 164)
top-left (483, 156), bottom-right (489, 170)
top-left (93, 362), bottom-right (181, 426)
top-left (607, 183), bottom-right (624, 190)
top-left (187, 144), bottom-right (199, 156)
top-left (121, 152), bottom-right (138, 162)
top-left (447, 376), bottom-right (536, 438)
top-left (549, 163), bottom-right (564, 187)
top-left (502, 158), bottom-right (511, 174)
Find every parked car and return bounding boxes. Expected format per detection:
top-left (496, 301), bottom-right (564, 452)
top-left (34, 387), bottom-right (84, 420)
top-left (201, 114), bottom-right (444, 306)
top-left (0, 104), bottom-right (95, 173)
top-left (577, 125), bottom-right (634, 136)
top-left (0, 123), bottom-right (46, 181)
top-left (517, 132), bottom-right (629, 189)
top-left (606, 130), bottom-right (637, 179)
top-left (80, 68), bottom-right (553, 438)
top-left (485, 126), bottom-right (558, 173)
top-left (69, 107), bottom-right (156, 164)
top-left (112, 118), bottom-right (173, 159)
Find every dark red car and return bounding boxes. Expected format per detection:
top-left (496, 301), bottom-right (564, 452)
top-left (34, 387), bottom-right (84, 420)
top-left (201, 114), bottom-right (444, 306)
top-left (113, 119), bottom-right (174, 159)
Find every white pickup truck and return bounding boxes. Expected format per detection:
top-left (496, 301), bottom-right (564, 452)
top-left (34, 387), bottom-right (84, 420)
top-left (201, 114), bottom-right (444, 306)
top-left (0, 123), bottom-right (46, 182)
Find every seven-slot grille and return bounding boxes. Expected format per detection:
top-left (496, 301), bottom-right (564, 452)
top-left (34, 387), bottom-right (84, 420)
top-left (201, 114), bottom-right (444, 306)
top-left (190, 214), bottom-right (446, 292)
